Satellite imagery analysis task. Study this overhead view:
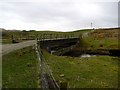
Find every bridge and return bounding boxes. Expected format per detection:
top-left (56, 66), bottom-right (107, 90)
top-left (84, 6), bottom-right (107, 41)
top-left (38, 37), bottom-right (80, 55)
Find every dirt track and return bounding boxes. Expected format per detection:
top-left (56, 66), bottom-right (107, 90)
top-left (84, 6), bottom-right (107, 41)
top-left (1, 40), bottom-right (36, 55)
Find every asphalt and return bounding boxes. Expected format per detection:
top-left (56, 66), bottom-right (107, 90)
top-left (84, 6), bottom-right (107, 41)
top-left (1, 40), bottom-right (36, 55)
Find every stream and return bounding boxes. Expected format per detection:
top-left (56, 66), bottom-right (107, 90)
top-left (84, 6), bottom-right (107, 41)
top-left (80, 54), bottom-right (96, 58)
top-left (50, 48), bottom-right (120, 57)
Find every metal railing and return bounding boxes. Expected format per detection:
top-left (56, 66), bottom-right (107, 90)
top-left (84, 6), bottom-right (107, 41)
top-left (37, 34), bottom-right (79, 41)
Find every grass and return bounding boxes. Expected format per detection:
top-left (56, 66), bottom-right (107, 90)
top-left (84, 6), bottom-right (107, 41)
top-left (2, 39), bottom-right (12, 44)
top-left (83, 36), bottom-right (118, 49)
top-left (2, 46), bottom-right (40, 88)
top-left (2, 39), bottom-right (32, 44)
top-left (80, 29), bottom-right (119, 50)
top-left (43, 50), bottom-right (119, 88)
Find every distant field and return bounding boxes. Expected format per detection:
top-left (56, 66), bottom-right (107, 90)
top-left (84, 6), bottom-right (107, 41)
top-left (2, 39), bottom-right (12, 44)
top-left (2, 39), bottom-right (30, 44)
top-left (43, 50), bottom-right (119, 88)
top-left (2, 29), bottom-right (92, 44)
top-left (2, 46), bottom-right (40, 88)
top-left (1, 28), bottom-right (118, 40)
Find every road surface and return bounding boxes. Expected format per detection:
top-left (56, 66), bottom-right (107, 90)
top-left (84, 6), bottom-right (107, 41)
top-left (1, 40), bottom-right (36, 55)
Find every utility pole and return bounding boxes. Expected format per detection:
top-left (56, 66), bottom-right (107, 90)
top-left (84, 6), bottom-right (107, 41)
top-left (91, 22), bottom-right (93, 29)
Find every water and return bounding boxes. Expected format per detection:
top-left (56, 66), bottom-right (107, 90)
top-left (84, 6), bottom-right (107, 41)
top-left (50, 50), bottom-right (56, 55)
top-left (80, 54), bottom-right (96, 58)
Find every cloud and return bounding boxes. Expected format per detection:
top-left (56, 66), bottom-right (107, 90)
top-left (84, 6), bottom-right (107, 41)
top-left (0, 0), bottom-right (118, 31)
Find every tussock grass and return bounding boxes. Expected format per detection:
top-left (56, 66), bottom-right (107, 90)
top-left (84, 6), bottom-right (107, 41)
top-left (2, 46), bottom-right (40, 88)
top-left (83, 29), bottom-right (119, 49)
top-left (43, 50), bottom-right (119, 88)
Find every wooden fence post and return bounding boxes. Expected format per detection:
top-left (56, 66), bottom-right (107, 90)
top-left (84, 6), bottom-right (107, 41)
top-left (60, 81), bottom-right (68, 90)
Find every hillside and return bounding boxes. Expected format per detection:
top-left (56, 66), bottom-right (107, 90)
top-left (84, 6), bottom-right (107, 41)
top-left (81, 28), bottom-right (119, 49)
top-left (90, 28), bottom-right (118, 39)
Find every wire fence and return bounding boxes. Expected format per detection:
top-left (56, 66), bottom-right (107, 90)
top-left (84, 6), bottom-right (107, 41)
top-left (36, 43), bottom-right (60, 90)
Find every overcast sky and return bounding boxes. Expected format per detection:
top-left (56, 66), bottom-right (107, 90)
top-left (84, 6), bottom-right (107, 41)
top-left (0, 0), bottom-right (119, 31)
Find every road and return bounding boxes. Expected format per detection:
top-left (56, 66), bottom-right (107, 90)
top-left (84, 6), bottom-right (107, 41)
top-left (1, 40), bottom-right (36, 55)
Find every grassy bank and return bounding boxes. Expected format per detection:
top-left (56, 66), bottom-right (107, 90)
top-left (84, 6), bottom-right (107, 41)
top-left (43, 50), bottom-right (119, 88)
top-left (2, 46), bottom-right (40, 88)
top-left (83, 35), bottom-right (118, 49)
top-left (82, 29), bottom-right (119, 50)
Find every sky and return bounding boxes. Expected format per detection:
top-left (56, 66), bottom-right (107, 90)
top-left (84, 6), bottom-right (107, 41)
top-left (0, 0), bottom-right (119, 31)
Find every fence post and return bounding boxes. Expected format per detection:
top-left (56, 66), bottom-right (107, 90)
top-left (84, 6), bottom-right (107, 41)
top-left (60, 81), bottom-right (68, 90)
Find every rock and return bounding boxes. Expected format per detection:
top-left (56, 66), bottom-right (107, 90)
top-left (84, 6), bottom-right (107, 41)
top-left (27, 63), bottom-right (32, 67)
top-left (103, 64), bottom-right (107, 66)
top-left (60, 74), bottom-right (65, 77)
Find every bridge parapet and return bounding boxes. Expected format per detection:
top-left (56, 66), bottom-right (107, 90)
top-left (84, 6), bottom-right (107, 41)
top-left (37, 33), bottom-right (79, 41)
top-left (39, 37), bottom-right (80, 51)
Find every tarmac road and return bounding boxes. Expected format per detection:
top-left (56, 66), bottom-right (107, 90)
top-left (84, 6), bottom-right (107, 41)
top-left (1, 40), bottom-right (36, 55)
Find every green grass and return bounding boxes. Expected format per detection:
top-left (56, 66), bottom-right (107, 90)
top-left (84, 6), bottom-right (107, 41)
top-left (2, 39), bottom-right (12, 44)
top-left (2, 39), bottom-right (31, 44)
top-left (43, 50), bottom-right (119, 88)
top-left (78, 30), bottom-right (118, 49)
top-left (83, 34), bottom-right (118, 49)
top-left (2, 46), bottom-right (40, 88)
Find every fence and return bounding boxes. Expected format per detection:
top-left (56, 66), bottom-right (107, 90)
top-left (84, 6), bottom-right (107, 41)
top-left (37, 34), bottom-right (79, 41)
top-left (36, 43), bottom-right (60, 90)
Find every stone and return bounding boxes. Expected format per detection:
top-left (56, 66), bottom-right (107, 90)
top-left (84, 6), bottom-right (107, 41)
top-left (60, 74), bottom-right (65, 77)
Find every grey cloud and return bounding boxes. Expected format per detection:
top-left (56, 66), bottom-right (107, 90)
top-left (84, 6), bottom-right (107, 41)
top-left (0, 1), bottom-right (118, 31)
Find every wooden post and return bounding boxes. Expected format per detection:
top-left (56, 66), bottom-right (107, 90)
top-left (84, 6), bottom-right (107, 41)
top-left (11, 35), bottom-right (14, 43)
top-left (60, 81), bottom-right (68, 90)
